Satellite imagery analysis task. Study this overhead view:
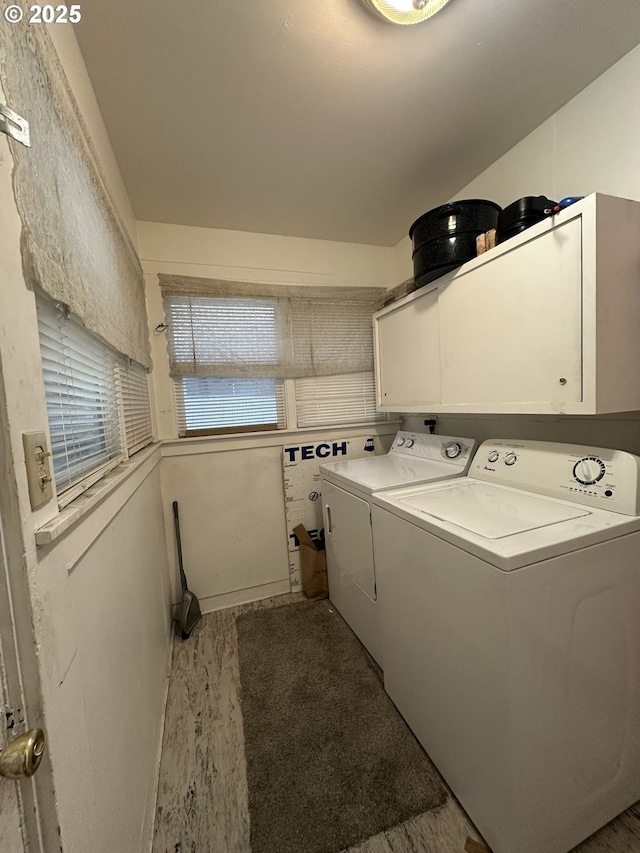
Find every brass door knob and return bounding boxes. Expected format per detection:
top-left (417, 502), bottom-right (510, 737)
top-left (0, 729), bottom-right (46, 780)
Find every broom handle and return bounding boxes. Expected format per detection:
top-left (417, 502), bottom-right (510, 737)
top-left (172, 501), bottom-right (188, 593)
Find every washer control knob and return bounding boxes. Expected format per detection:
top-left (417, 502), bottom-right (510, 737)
top-left (444, 442), bottom-right (462, 459)
top-left (504, 452), bottom-right (518, 466)
top-left (396, 437), bottom-right (405, 446)
top-left (487, 450), bottom-right (499, 463)
top-left (405, 438), bottom-right (415, 448)
top-left (573, 456), bottom-right (606, 486)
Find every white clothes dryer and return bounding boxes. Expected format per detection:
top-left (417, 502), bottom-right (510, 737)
top-left (320, 431), bottom-right (475, 667)
top-left (371, 439), bottom-right (640, 853)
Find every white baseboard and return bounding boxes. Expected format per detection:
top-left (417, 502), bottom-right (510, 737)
top-left (198, 578), bottom-right (291, 614)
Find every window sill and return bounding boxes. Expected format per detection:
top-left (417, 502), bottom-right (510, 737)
top-left (35, 443), bottom-right (161, 547)
top-left (160, 419), bottom-right (401, 457)
top-left (34, 421), bottom-right (400, 544)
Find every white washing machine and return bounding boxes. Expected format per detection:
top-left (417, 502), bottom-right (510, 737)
top-left (371, 439), bottom-right (640, 853)
top-left (320, 431), bottom-right (476, 667)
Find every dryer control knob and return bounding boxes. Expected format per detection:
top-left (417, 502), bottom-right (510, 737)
top-left (488, 450), bottom-right (499, 463)
top-left (397, 437), bottom-right (405, 446)
top-left (504, 452), bottom-right (518, 466)
top-left (444, 442), bottom-right (462, 459)
top-left (405, 438), bottom-right (415, 448)
top-left (573, 457), bottom-right (606, 485)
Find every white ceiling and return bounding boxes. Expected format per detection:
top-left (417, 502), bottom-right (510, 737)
top-left (75, 0), bottom-right (640, 246)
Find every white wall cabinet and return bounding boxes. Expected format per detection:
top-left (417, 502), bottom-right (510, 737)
top-left (374, 194), bottom-right (640, 415)
top-left (375, 287), bottom-right (441, 408)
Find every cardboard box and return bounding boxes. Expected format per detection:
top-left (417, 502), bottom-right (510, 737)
top-left (293, 524), bottom-right (328, 600)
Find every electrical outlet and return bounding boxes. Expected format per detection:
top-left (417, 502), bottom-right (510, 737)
top-left (22, 431), bottom-right (53, 510)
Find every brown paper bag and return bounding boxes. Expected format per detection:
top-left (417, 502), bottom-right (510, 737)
top-left (293, 524), bottom-right (328, 600)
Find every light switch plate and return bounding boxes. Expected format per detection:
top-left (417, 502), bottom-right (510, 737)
top-left (22, 431), bottom-right (53, 510)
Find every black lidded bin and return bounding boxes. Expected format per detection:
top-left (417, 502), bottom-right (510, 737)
top-left (410, 199), bottom-right (501, 288)
top-left (496, 195), bottom-right (556, 245)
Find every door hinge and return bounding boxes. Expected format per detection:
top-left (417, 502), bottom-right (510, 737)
top-left (0, 103), bottom-right (30, 147)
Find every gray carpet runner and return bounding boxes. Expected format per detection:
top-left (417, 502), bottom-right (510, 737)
top-left (236, 599), bottom-right (447, 853)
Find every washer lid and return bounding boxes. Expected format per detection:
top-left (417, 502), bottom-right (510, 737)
top-left (320, 455), bottom-right (463, 494)
top-left (403, 482), bottom-right (590, 539)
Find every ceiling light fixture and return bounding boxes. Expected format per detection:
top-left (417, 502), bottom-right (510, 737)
top-left (361, 0), bottom-right (452, 25)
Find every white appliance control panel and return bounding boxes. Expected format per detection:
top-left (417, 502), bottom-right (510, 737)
top-left (391, 431), bottom-right (474, 465)
top-left (471, 439), bottom-right (640, 515)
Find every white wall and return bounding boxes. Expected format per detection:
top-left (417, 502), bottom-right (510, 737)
top-left (139, 220), bottom-right (395, 439)
top-left (138, 222), bottom-right (398, 610)
top-left (0, 27), bottom-right (172, 853)
top-left (399, 45), bottom-right (640, 453)
top-left (454, 45), bottom-right (640, 209)
top-left (393, 45), bottom-right (640, 284)
top-left (138, 221), bottom-right (395, 287)
top-left (162, 440), bottom-right (289, 612)
top-left (160, 425), bottom-right (396, 612)
top-left (36, 460), bottom-right (171, 853)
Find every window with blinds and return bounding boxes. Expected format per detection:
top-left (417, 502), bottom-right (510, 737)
top-left (175, 377), bottom-right (286, 435)
top-left (37, 294), bottom-right (154, 507)
top-left (167, 295), bottom-right (288, 435)
top-left (37, 296), bottom-right (125, 505)
top-left (166, 296), bottom-right (283, 377)
top-left (295, 372), bottom-right (383, 428)
top-left (162, 281), bottom-right (385, 435)
top-left (289, 298), bottom-right (376, 377)
top-left (120, 360), bottom-right (154, 455)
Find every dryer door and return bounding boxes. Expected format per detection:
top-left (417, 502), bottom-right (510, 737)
top-left (323, 481), bottom-right (376, 600)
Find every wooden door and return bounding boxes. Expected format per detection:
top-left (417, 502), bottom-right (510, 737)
top-left (0, 660), bottom-right (24, 853)
top-left (0, 426), bottom-right (59, 853)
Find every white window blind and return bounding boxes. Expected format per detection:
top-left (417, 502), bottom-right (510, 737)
top-left (120, 359), bottom-right (154, 455)
top-left (161, 278), bottom-right (387, 436)
top-left (162, 282), bottom-right (385, 380)
top-left (37, 295), bottom-right (125, 506)
top-left (175, 377), bottom-right (285, 435)
top-left (289, 298), bottom-right (377, 377)
top-left (295, 372), bottom-right (383, 428)
top-left (166, 295), bottom-right (285, 378)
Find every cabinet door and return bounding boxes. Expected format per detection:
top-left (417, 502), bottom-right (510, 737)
top-left (439, 217), bottom-right (583, 406)
top-left (375, 287), bottom-right (441, 409)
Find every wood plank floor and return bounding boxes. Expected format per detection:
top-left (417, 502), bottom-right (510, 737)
top-left (152, 595), bottom-right (640, 853)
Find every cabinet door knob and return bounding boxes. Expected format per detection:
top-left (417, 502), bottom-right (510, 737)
top-left (559, 377), bottom-right (567, 385)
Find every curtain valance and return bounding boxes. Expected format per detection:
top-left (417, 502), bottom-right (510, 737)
top-left (159, 274), bottom-right (386, 380)
top-left (0, 24), bottom-right (151, 367)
